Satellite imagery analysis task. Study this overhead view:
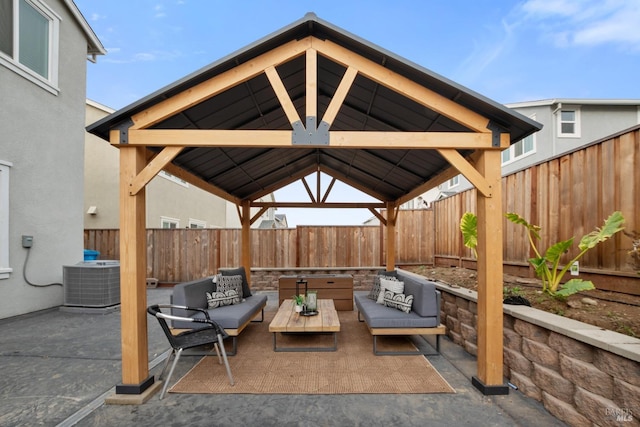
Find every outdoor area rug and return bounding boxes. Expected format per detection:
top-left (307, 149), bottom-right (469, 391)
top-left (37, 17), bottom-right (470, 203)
top-left (169, 310), bottom-right (455, 395)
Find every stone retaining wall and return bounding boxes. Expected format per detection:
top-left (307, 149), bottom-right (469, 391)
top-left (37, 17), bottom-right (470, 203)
top-left (438, 285), bottom-right (640, 427)
top-left (249, 267), bottom-right (382, 292)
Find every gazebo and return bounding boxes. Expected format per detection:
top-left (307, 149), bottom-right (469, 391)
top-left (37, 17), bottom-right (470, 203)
top-left (88, 13), bottom-right (541, 401)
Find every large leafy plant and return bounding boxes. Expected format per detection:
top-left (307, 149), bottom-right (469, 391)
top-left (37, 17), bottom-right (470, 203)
top-left (506, 211), bottom-right (625, 297)
top-left (460, 212), bottom-right (478, 259)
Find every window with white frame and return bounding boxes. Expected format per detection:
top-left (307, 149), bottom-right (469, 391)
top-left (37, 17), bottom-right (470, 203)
top-left (502, 132), bottom-right (536, 165)
top-left (188, 219), bottom-right (206, 229)
top-left (161, 217), bottom-right (179, 228)
top-left (159, 171), bottom-right (188, 187)
top-left (558, 108), bottom-right (581, 137)
top-left (0, 161), bottom-right (13, 279)
top-left (447, 175), bottom-right (459, 188)
top-left (0, 0), bottom-right (60, 93)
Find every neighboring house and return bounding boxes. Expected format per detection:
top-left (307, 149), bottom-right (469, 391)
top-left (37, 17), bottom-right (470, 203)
top-left (258, 213), bottom-right (288, 229)
top-left (85, 100), bottom-right (278, 229)
top-left (436, 99), bottom-right (640, 195)
top-left (0, 0), bottom-right (105, 319)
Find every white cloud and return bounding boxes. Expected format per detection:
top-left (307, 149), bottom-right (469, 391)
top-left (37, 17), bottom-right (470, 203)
top-left (520, 0), bottom-right (640, 51)
top-left (154, 4), bottom-right (166, 18)
top-left (102, 49), bottom-right (182, 64)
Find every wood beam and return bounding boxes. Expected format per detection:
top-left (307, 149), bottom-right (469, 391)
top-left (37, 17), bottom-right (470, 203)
top-left (321, 176), bottom-right (337, 203)
top-left (161, 162), bottom-right (240, 205)
top-left (369, 207), bottom-right (387, 226)
top-left (265, 65), bottom-right (302, 127)
top-left (395, 165), bottom-right (460, 207)
top-left (313, 37), bottom-right (491, 133)
top-left (241, 200), bottom-right (251, 284)
top-left (328, 131), bottom-right (507, 149)
top-left (385, 201), bottom-right (397, 270)
top-left (301, 176), bottom-right (316, 203)
top-left (131, 37), bottom-right (311, 129)
top-left (319, 164), bottom-right (386, 201)
top-left (251, 201), bottom-right (386, 209)
top-left (437, 148), bottom-right (492, 197)
top-left (474, 149), bottom-right (506, 393)
top-left (321, 66), bottom-right (358, 127)
top-left (117, 144), bottom-right (151, 391)
top-left (249, 164), bottom-right (319, 201)
top-left (306, 48), bottom-right (317, 120)
top-left (123, 129), bottom-right (503, 149)
top-left (129, 146), bottom-right (182, 196)
top-left (250, 206), bottom-right (269, 226)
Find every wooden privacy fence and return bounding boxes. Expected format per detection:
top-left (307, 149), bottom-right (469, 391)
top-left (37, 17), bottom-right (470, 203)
top-left (85, 126), bottom-right (639, 290)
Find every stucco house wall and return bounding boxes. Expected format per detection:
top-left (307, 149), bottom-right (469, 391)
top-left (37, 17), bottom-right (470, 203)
top-left (0, 0), bottom-right (104, 319)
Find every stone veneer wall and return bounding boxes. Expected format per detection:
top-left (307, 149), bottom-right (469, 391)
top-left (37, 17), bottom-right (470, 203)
top-left (438, 284), bottom-right (640, 427)
top-left (249, 267), bottom-right (383, 292)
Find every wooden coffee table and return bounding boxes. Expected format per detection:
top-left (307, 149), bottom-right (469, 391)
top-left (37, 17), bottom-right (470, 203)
top-left (268, 299), bottom-right (340, 352)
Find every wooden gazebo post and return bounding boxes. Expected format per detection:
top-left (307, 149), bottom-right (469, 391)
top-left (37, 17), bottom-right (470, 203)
top-left (108, 144), bottom-right (158, 403)
top-left (385, 201), bottom-right (397, 271)
top-left (241, 199), bottom-right (252, 283)
top-left (472, 149), bottom-right (508, 394)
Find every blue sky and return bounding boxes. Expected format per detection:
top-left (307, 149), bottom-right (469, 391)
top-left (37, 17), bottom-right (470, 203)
top-left (76, 0), bottom-right (640, 226)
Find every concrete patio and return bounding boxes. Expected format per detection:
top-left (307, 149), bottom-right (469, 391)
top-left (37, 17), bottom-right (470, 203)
top-left (0, 289), bottom-right (565, 427)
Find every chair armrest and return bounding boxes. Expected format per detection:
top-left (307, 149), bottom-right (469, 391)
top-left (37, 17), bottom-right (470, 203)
top-left (150, 304), bottom-right (224, 334)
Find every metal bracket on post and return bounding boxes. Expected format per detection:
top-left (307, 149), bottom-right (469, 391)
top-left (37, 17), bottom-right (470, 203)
top-left (291, 117), bottom-right (330, 145)
top-left (113, 118), bottom-right (134, 145)
top-left (486, 121), bottom-right (506, 148)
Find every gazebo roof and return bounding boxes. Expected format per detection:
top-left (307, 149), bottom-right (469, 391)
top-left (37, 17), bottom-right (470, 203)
top-left (87, 12), bottom-right (541, 204)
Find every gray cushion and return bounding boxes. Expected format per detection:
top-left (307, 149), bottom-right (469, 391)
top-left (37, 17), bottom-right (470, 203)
top-left (402, 275), bottom-right (438, 317)
top-left (220, 267), bottom-right (252, 297)
top-left (172, 276), bottom-right (216, 309)
top-left (355, 294), bottom-right (438, 328)
top-left (173, 293), bottom-right (268, 330)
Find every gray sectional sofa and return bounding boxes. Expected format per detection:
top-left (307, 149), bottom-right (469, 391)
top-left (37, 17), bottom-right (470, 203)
top-left (354, 269), bottom-right (445, 355)
top-left (171, 267), bottom-right (267, 355)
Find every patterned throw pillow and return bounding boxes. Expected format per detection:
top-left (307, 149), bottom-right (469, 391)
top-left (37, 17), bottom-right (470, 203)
top-left (216, 274), bottom-right (244, 300)
top-left (368, 275), bottom-right (382, 301)
top-left (383, 290), bottom-right (414, 313)
top-left (376, 277), bottom-right (404, 304)
top-left (206, 290), bottom-right (241, 308)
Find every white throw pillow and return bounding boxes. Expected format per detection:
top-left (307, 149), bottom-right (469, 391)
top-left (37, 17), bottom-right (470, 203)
top-left (377, 277), bottom-right (404, 304)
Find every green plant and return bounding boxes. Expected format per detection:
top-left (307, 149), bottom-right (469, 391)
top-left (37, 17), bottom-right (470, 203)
top-left (506, 211), bottom-right (625, 298)
top-left (460, 212), bottom-right (478, 258)
top-left (292, 294), bottom-right (305, 305)
top-left (503, 286), bottom-right (523, 298)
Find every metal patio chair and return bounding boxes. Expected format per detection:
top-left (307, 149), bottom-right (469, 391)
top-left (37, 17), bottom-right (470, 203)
top-left (147, 304), bottom-right (234, 399)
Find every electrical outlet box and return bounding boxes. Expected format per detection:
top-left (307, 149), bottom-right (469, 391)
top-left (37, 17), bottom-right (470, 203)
top-left (22, 235), bottom-right (33, 248)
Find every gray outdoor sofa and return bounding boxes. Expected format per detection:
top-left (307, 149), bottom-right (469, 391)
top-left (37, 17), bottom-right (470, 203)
top-left (355, 269), bottom-right (445, 355)
top-left (170, 267), bottom-right (267, 355)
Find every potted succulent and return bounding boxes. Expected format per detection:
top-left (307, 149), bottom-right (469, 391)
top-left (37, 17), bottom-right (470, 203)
top-left (292, 294), bottom-right (305, 312)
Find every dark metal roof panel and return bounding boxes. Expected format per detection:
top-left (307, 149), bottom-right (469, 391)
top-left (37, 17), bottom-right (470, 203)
top-left (86, 13), bottom-right (542, 204)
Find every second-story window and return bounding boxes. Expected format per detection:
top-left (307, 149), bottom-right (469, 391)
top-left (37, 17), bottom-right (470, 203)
top-left (502, 133), bottom-right (536, 165)
top-left (558, 108), bottom-right (581, 137)
top-left (0, 0), bottom-right (60, 92)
